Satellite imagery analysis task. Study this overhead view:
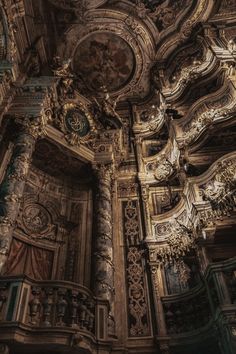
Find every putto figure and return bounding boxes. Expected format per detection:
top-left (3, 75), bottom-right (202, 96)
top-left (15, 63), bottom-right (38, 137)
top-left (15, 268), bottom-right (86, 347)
top-left (92, 86), bottom-right (123, 129)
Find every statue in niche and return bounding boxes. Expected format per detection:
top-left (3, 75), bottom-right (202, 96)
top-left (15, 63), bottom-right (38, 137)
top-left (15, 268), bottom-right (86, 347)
top-left (92, 86), bottom-right (123, 129)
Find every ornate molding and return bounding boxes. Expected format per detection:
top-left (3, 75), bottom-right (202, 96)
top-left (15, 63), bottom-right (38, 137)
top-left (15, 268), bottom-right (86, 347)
top-left (140, 139), bottom-right (180, 184)
top-left (200, 157), bottom-right (236, 216)
top-left (161, 48), bottom-right (218, 103)
top-left (156, 0), bottom-right (214, 60)
top-left (133, 92), bottom-right (166, 138)
top-left (149, 218), bottom-right (197, 266)
top-left (56, 8), bottom-right (154, 99)
top-left (147, 152), bottom-right (236, 271)
top-left (55, 101), bottom-right (97, 146)
top-left (176, 84), bottom-right (236, 148)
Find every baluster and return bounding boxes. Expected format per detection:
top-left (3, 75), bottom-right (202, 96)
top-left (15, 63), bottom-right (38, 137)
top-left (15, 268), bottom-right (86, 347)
top-left (29, 287), bottom-right (41, 325)
top-left (0, 283), bottom-right (7, 320)
top-left (78, 293), bottom-right (87, 329)
top-left (42, 287), bottom-right (54, 326)
top-left (56, 288), bottom-right (67, 326)
top-left (84, 297), bottom-right (90, 330)
top-left (70, 290), bottom-right (79, 328)
top-left (86, 298), bottom-right (95, 333)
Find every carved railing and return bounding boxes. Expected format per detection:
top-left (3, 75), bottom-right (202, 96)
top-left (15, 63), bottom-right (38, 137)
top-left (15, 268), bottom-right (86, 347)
top-left (0, 276), bottom-right (108, 341)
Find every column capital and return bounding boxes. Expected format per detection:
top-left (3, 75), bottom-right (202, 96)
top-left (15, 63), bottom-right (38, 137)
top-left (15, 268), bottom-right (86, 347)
top-left (92, 162), bottom-right (114, 180)
top-left (13, 112), bottom-right (52, 139)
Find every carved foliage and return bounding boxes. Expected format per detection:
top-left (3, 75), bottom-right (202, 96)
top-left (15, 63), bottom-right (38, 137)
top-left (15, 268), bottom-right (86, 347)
top-left (201, 158), bottom-right (236, 215)
top-left (122, 200), bottom-right (151, 337)
top-left (151, 219), bottom-right (197, 265)
top-left (145, 140), bottom-right (179, 183)
top-left (179, 91), bottom-right (236, 148)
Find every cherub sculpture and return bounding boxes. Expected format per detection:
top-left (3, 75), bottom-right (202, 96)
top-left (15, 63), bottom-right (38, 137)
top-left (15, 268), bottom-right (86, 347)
top-left (52, 56), bottom-right (73, 78)
top-left (51, 56), bottom-right (74, 98)
top-left (92, 86), bottom-right (123, 129)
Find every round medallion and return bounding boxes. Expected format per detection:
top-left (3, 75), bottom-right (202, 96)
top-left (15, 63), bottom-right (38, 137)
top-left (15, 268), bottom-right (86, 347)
top-left (73, 32), bottom-right (135, 92)
top-left (23, 204), bottom-right (50, 234)
top-left (65, 108), bottom-right (90, 137)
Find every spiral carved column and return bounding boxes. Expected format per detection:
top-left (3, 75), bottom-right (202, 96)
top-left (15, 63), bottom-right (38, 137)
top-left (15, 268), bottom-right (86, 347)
top-left (0, 117), bottom-right (46, 273)
top-left (93, 163), bottom-right (115, 335)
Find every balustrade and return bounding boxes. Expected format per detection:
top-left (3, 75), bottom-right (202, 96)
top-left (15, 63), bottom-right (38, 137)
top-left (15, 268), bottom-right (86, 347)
top-left (0, 276), bottom-right (108, 340)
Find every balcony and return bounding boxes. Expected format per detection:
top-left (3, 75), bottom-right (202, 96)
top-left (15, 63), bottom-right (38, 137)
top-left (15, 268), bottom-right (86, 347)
top-left (0, 276), bottom-right (109, 353)
top-left (159, 257), bottom-right (236, 353)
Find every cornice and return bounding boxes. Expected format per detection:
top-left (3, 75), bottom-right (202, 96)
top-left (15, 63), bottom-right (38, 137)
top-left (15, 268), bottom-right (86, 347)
top-left (155, 0), bottom-right (215, 61)
top-left (174, 79), bottom-right (236, 148)
top-left (142, 151), bottom-right (236, 274)
top-left (139, 138), bottom-right (180, 185)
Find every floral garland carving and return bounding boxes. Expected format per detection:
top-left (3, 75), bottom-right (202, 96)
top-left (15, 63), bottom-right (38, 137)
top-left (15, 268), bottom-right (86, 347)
top-left (123, 199), bottom-right (151, 337)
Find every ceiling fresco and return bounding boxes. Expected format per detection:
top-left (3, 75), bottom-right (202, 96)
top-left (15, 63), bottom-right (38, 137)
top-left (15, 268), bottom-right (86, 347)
top-left (73, 32), bottom-right (135, 92)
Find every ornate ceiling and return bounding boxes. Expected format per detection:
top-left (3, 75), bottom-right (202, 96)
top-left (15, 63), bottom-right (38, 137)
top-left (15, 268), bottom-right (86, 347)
top-left (26, 0), bottom-right (214, 99)
top-left (73, 32), bottom-right (135, 92)
top-left (0, 1), bottom-right (236, 353)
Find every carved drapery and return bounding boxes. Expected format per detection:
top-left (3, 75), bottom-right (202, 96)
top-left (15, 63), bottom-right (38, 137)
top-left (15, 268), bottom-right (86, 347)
top-left (4, 237), bottom-right (54, 280)
top-left (0, 116), bottom-right (48, 273)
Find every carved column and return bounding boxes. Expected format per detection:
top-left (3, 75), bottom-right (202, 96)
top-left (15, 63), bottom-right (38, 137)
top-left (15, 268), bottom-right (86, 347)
top-left (0, 116), bottom-right (46, 273)
top-left (150, 265), bottom-right (170, 353)
top-left (93, 163), bottom-right (115, 335)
